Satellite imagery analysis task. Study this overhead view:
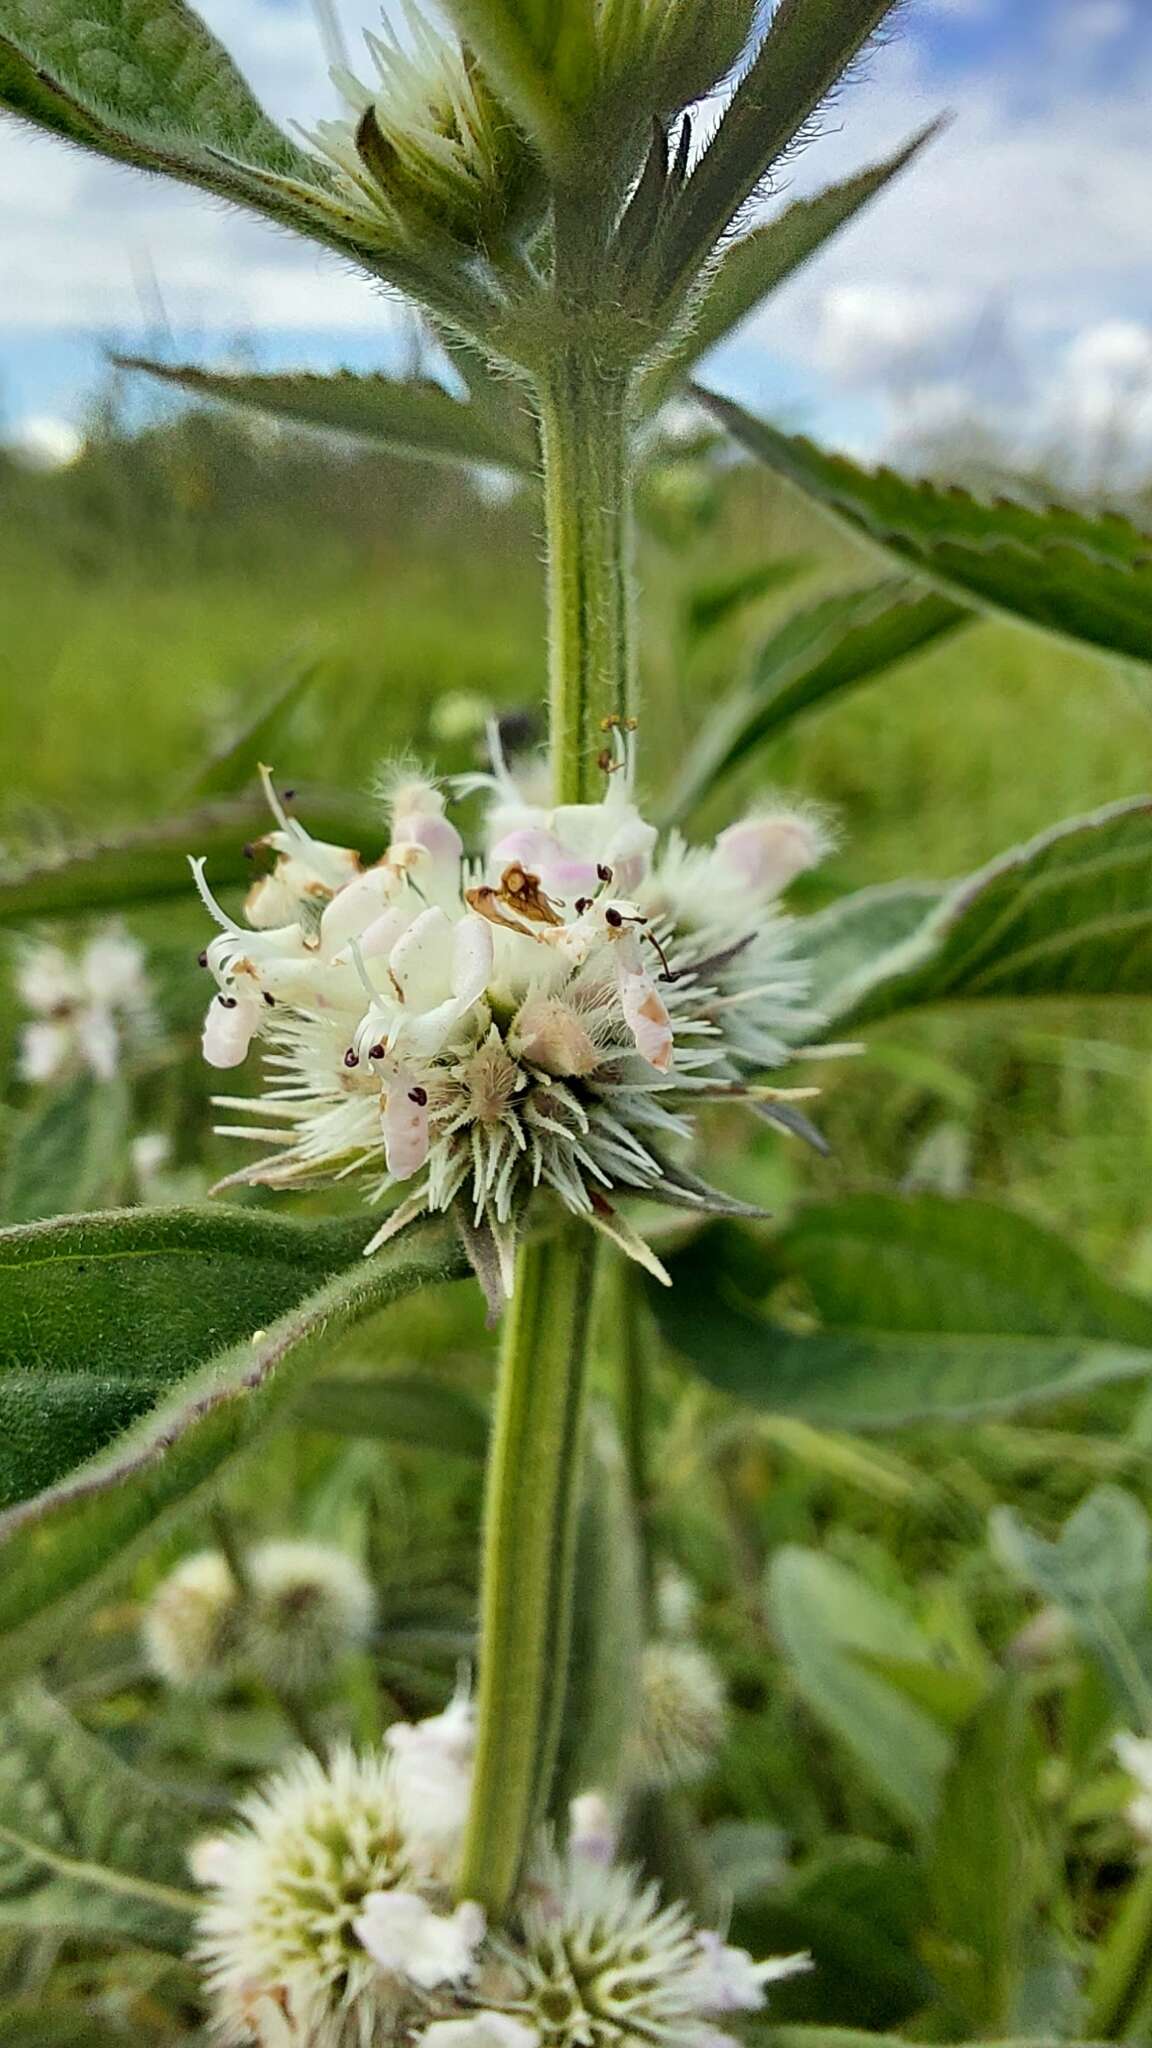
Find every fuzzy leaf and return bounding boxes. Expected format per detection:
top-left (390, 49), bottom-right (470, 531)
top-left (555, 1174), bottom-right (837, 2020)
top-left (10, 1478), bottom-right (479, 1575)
top-left (928, 1683), bottom-right (1041, 2031)
top-left (296, 1372), bottom-right (489, 1459)
top-left (0, 1683), bottom-right (195, 1947)
top-left (800, 881), bottom-right (948, 1011)
top-left (767, 1546), bottom-right (951, 1829)
top-left (644, 123), bottom-right (942, 407)
top-left (681, 556), bottom-right (811, 644)
top-left (650, 1199), bottom-right (1152, 1428)
top-left (823, 798), bottom-right (1152, 1031)
top-left (0, 1214), bottom-right (466, 1671)
top-left (117, 360), bottom-right (537, 474)
top-left (185, 650), bottom-right (328, 800)
top-left (0, 787), bottom-right (381, 925)
top-left (1, 1073), bottom-right (132, 1224)
top-left (654, 0), bottom-right (902, 304)
top-left (697, 391), bottom-right (1152, 668)
top-left (991, 1487), bottom-right (1152, 1721)
top-left (0, 1207), bottom-right (381, 1505)
top-left (668, 580), bottom-right (967, 818)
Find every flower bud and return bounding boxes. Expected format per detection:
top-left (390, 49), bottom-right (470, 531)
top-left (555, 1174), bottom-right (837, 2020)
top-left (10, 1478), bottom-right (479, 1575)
top-left (240, 1540), bottom-right (377, 1695)
top-left (143, 1551), bottom-right (242, 1689)
top-left (715, 806), bottom-right (834, 897)
top-left (637, 1640), bottom-right (727, 1787)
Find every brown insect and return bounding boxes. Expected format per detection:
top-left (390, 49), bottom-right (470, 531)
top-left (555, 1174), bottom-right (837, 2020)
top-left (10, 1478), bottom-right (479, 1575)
top-left (466, 863), bottom-right (565, 935)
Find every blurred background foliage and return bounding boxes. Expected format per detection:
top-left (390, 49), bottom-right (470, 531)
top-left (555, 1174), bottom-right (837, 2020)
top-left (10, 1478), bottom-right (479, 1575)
top-left (4, 376), bottom-right (1152, 2040)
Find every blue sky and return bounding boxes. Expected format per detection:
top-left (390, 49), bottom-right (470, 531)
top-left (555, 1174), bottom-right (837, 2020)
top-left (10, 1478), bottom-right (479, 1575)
top-left (1, 0), bottom-right (1150, 466)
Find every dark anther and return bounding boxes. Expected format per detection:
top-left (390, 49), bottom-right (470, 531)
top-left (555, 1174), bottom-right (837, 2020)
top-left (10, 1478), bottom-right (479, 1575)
top-left (596, 749), bottom-right (613, 774)
top-left (242, 843), bottom-right (256, 860)
top-left (597, 864), bottom-right (613, 883)
top-left (344, 1049), bottom-right (359, 1068)
top-left (575, 896), bottom-right (592, 915)
top-left (369, 1042), bottom-right (386, 1060)
top-left (218, 994), bottom-right (238, 1010)
top-left (263, 992), bottom-right (276, 1007)
top-left (197, 949), bottom-right (208, 968)
top-left (283, 788), bottom-right (297, 802)
top-left (409, 1085), bottom-right (428, 1106)
top-left (605, 907), bottom-right (624, 928)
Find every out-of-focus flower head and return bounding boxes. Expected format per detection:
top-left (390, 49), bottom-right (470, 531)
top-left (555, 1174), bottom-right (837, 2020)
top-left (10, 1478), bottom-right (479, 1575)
top-left (15, 922), bottom-right (153, 1084)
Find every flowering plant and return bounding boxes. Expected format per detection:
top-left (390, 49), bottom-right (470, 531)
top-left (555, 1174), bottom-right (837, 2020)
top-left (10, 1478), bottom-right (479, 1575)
top-left (6, 0), bottom-right (1152, 2042)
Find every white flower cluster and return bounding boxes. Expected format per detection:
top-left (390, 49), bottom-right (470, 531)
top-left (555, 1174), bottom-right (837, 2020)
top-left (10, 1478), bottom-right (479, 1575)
top-left (192, 736), bottom-right (828, 1300)
top-left (192, 1689), bottom-right (807, 2048)
top-left (144, 1540), bottom-right (377, 1696)
top-left (1115, 1732), bottom-right (1152, 1844)
top-left (14, 924), bottom-right (152, 1084)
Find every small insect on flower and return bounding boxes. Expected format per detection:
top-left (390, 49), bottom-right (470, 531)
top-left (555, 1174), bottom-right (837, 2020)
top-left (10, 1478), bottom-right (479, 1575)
top-left (191, 737), bottom-right (827, 1308)
top-left (15, 922), bottom-right (153, 1084)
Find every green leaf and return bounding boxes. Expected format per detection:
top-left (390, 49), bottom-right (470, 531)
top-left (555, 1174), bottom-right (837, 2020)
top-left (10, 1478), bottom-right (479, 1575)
top-left (0, 1683), bottom-right (196, 1947)
top-left (991, 1486), bottom-right (1152, 1722)
top-left (767, 1546), bottom-right (951, 1829)
top-left (0, 1206), bottom-right (381, 1504)
top-left (0, 0), bottom-right (496, 334)
top-left (650, 1198), bottom-right (1152, 1427)
top-left (682, 556), bottom-right (812, 645)
top-left (0, 787), bottom-right (381, 925)
top-left (0, 1216), bottom-right (466, 1672)
top-left (667, 580), bottom-right (967, 817)
top-left (928, 1683), bottom-right (1040, 2032)
top-left (643, 123), bottom-right (942, 408)
top-left (296, 1372), bottom-right (489, 1460)
top-left (823, 798), bottom-right (1152, 1031)
top-left (1, 1072), bottom-right (131, 1224)
top-left (654, 1), bottom-right (903, 305)
top-left (697, 390), bottom-right (1152, 668)
top-left (185, 649), bottom-right (328, 800)
top-left (758, 2033), bottom-right (1089, 2048)
top-left (800, 881), bottom-right (948, 1011)
top-left (117, 360), bottom-right (537, 474)
top-left (0, 0), bottom-right (315, 190)
top-left (736, 1844), bottom-right (930, 2029)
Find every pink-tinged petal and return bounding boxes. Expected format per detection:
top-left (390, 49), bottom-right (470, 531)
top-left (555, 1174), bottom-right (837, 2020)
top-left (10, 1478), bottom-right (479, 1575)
top-left (382, 1074), bottom-right (430, 1180)
top-left (491, 828), bottom-right (598, 894)
top-left (715, 811), bottom-right (831, 895)
top-left (452, 913), bottom-right (494, 1008)
top-left (201, 995), bottom-right (261, 1069)
top-left (616, 955), bottom-right (673, 1072)
top-left (403, 812), bottom-right (464, 865)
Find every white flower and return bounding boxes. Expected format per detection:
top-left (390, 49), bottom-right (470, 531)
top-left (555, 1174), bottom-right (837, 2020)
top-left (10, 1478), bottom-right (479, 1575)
top-left (387, 1681), bottom-right (476, 1880)
top-left (304, 1), bottom-right (532, 251)
top-left (143, 1541), bottom-right (376, 1696)
top-left (1115, 1732), bottom-right (1152, 1841)
top-left (687, 1932), bottom-right (811, 2013)
top-left (421, 2017), bottom-right (539, 2048)
top-left (497, 1850), bottom-right (806, 2048)
top-left (195, 1742), bottom-right (474, 2048)
top-left (637, 1642), bottom-right (728, 1788)
top-left (192, 737), bottom-right (825, 1304)
top-left (15, 922), bottom-right (153, 1083)
top-left (567, 1792), bottom-right (618, 1867)
top-left (143, 1550), bottom-right (240, 1689)
top-left (353, 1891), bottom-right (485, 1989)
top-left (239, 1541), bottom-right (377, 1695)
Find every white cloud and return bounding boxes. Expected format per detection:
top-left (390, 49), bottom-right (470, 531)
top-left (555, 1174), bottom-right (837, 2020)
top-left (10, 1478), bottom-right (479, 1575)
top-left (812, 283), bottom-right (978, 386)
top-left (7, 414), bottom-right (84, 468)
top-left (1055, 0), bottom-right (1133, 47)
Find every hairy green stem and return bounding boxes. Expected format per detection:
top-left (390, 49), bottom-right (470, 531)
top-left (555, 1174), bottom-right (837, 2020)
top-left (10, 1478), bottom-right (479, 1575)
top-left (539, 356), bottom-right (637, 802)
top-left (458, 1230), bottom-right (596, 1912)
